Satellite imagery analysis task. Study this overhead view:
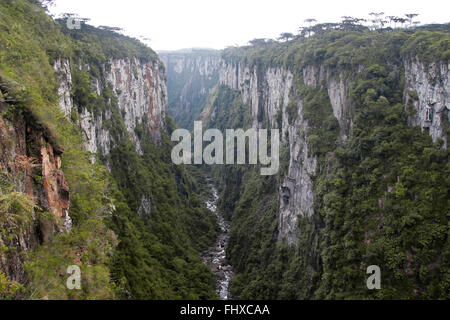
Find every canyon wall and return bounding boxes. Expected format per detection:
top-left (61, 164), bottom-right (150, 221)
top-left (54, 57), bottom-right (167, 157)
top-left (0, 102), bottom-right (70, 282)
top-left (0, 52), bottom-right (168, 285)
top-left (213, 56), bottom-right (449, 246)
top-left (404, 58), bottom-right (450, 148)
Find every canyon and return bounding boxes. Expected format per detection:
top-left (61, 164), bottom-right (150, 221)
top-left (0, 0), bottom-right (449, 300)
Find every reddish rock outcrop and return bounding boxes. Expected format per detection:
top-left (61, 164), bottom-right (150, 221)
top-left (0, 102), bottom-right (71, 281)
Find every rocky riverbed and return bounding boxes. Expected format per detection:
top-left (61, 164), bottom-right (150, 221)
top-left (201, 178), bottom-right (234, 300)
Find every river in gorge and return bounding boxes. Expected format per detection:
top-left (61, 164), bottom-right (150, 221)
top-left (201, 177), bottom-right (234, 300)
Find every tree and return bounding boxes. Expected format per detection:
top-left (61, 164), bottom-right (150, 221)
top-left (405, 13), bottom-right (419, 28)
top-left (311, 23), bottom-right (339, 35)
top-left (380, 19), bottom-right (388, 30)
top-left (277, 32), bottom-right (294, 42)
top-left (388, 16), bottom-right (403, 28)
top-left (59, 13), bottom-right (90, 26)
top-left (139, 36), bottom-right (151, 42)
top-left (386, 16), bottom-right (396, 28)
top-left (297, 26), bottom-right (307, 38)
top-left (396, 17), bottom-right (407, 28)
top-left (99, 26), bottom-right (124, 33)
top-left (304, 18), bottom-right (317, 36)
top-left (249, 38), bottom-right (269, 46)
top-left (369, 12), bottom-right (385, 30)
top-left (31, 0), bottom-right (54, 11)
top-left (304, 18), bottom-right (317, 27)
top-left (340, 16), bottom-right (366, 31)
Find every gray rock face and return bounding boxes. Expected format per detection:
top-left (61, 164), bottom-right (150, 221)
top-left (107, 58), bottom-right (167, 150)
top-left (78, 107), bottom-right (111, 156)
top-left (53, 58), bottom-right (73, 117)
top-left (54, 57), bottom-right (167, 157)
top-left (218, 61), bottom-right (317, 245)
top-left (404, 58), bottom-right (449, 148)
top-left (217, 56), bottom-right (448, 246)
top-left (137, 195), bottom-right (152, 217)
top-left (279, 100), bottom-right (317, 245)
top-left (219, 62), bottom-right (293, 129)
top-left (302, 64), bottom-right (354, 140)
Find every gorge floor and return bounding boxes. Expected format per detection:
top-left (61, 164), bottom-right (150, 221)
top-left (201, 177), bottom-right (234, 300)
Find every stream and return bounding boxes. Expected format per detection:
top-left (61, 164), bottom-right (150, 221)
top-left (201, 177), bottom-right (234, 300)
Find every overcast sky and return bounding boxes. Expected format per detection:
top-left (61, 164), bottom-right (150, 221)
top-left (49, 0), bottom-right (450, 51)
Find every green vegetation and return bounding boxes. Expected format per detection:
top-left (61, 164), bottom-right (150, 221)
top-left (204, 25), bottom-right (450, 299)
top-left (0, 271), bottom-right (23, 299)
top-left (0, 0), bottom-right (218, 300)
top-left (1, 0), bottom-right (449, 301)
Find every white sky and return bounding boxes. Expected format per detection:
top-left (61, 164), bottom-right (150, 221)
top-left (49, 0), bottom-right (450, 51)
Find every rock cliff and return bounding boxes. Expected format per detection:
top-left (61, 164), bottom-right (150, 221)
top-left (0, 101), bottom-right (70, 282)
top-left (54, 57), bottom-right (167, 157)
top-left (212, 55), bottom-right (449, 245)
top-left (404, 58), bottom-right (450, 148)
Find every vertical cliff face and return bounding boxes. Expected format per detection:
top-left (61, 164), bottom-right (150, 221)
top-left (54, 59), bottom-right (73, 117)
top-left (52, 56), bottom-right (168, 227)
top-left (54, 57), bottom-right (167, 157)
top-left (219, 63), bottom-right (293, 128)
top-left (106, 58), bottom-right (167, 146)
top-left (0, 102), bottom-right (70, 282)
top-left (302, 65), bottom-right (357, 139)
top-left (404, 58), bottom-right (450, 148)
top-left (160, 50), bottom-right (221, 129)
top-left (279, 99), bottom-right (317, 245)
top-left (214, 54), bottom-right (448, 246)
top-left (217, 62), bottom-right (318, 244)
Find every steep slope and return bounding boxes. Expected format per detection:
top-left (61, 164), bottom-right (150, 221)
top-left (166, 28), bottom-right (450, 299)
top-left (0, 0), bottom-right (217, 299)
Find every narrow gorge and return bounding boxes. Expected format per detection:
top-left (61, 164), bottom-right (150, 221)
top-left (161, 33), bottom-right (449, 299)
top-left (0, 0), bottom-right (449, 301)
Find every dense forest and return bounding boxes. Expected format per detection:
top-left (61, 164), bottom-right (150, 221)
top-left (0, 0), bottom-right (218, 299)
top-left (202, 26), bottom-right (450, 299)
top-left (0, 0), bottom-right (449, 301)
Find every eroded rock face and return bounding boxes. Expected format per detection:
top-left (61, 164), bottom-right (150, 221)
top-left (0, 106), bottom-right (70, 281)
top-left (279, 100), bottom-right (317, 245)
top-left (137, 195), bottom-right (152, 217)
top-left (53, 58), bottom-right (73, 117)
top-left (404, 58), bottom-right (450, 148)
top-left (219, 62), bottom-right (293, 129)
top-left (302, 64), bottom-right (354, 140)
top-left (107, 58), bottom-right (167, 149)
top-left (217, 56), bottom-right (449, 246)
top-left (40, 142), bottom-right (70, 237)
top-left (218, 61), bottom-right (317, 244)
top-left (54, 57), bottom-right (167, 157)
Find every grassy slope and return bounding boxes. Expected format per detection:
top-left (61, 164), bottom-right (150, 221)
top-left (0, 0), bottom-right (218, 300)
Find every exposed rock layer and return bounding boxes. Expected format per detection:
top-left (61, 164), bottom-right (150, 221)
top-left (215, 56), bottom-right (449, 245)
top-left (54, 57), bottom-right (167, 157)
top-left (0, 103), bottom-right (70, 281)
